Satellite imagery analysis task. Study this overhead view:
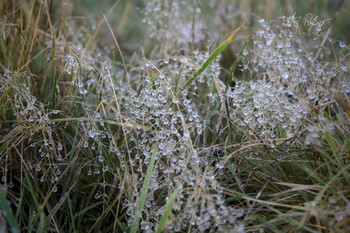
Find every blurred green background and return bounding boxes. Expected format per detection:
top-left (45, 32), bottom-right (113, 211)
top-left (68, 0), bottom-right (350, 43)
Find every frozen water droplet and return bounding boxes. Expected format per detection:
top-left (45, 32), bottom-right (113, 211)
top-left (57, 143), bottom-right (63, 151)
top-left (339, 41), bottom-right (346, 48)
top-left (89, 129), bottom-right (97, 138)
top-left (52, 186), bottom-right (58, 193)
top-left (56, 169), bottom-right (61, 176)
top-left (101, 181), bottom-right (107, 187)
top-left (183, 131), bottom-right (190, 139)
top-left (98, 155), bottom-right (104, 163)
top-left (78, 80), bottom-right (83, 88)
top-left (42, 115), bottom-right (49, 121)
top-left (341, 66), bottom-right (348, 72)
top-left (216, 162), bottom-right (225, 169)
top-left (8, 182), bottom-right (14, 189)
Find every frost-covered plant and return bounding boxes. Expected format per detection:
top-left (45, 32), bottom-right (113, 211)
top-left (226, 17), bottom-right (349, 142)
top-left (1, 0), bottom-right (350, 232)
top-left (0, 70), bottom-right (65, 192)
top-left (115, 63), bottom-right (243, 231)
top-left (228, 79), bottom-right (308, 139)
top-left (143, 0), bottom-right (206, 51)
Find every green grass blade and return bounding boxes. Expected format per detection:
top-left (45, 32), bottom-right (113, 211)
top-left (314, 164), bottom-right (350, 204)
top-left (0, 187), bottom-right (20, 233)
top-left (181, 24), bottom-right (244, 92)
top-left (226, 38), bottom-right (250, 91)
top-left (23, 172), bottom-right (46, 233)
top-left (154, 188), bottom-right (179, 233)
top-left (130, 147), bottom-right (158, 233)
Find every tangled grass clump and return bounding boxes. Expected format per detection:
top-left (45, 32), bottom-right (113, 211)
top-left (0, 0), bottom-right (350, 232)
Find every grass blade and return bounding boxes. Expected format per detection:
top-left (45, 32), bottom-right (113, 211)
top-left (154, 188), bottom-right (179, 233)
top-left (0, 187), bottom-right (20, 233)
top-left (226, 38), bottom-right (250, 91)
top-left (130, 147), bottom-right (158, 233)
top-left (181, 24), bottom-right (244, 92)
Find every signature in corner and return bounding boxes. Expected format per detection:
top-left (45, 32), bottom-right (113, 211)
top-left (304, 13), bottom-right (332, 33)
top-left (282, 12), bottom-right (301, 28)
top-left (283, 13), bottom-right (332, 35)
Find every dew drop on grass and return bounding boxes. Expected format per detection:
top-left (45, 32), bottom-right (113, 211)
top-left (35, 164), bottom-right (41, 172)
top-left (341, 66), bottom-right (348, 72)
top-left (101, 181), bottom-right (107, 187)
top-left (57, 143), bottom-right (63, 151)
top-left (171, 127), bottom-right (177, 134)
top-left (42, 115), bottom-right (49, 121)
top-left (89, 129), bottom-right (97, 138)
top-left (56, 169), bottom-right (61, 176)
top-left (78, 80), bottom-right (83, 88)
top-left (98, 155), bottom-right (104, 163)
top-left (8, 182), bottom-right (14, 189)
top-left (83, 142), bottom-right (88, 148)
top-left (183, 131), bottom-right (190, 139)
top-left (339, 41), bottom-right (346, 48)
top-left (216, 162), bottom-right (225, 169)
top-left (95, 193), bottom-right (101, 199)
top-left (52, 185), bottom-right (58, 193)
